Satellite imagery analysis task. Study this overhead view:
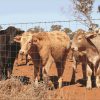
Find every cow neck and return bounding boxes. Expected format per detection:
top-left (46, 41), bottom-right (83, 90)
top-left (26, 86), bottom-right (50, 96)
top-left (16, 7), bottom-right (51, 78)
top-left (82, 38), bottom-right (99, 58)
top-left (28, 44), bottom-right (40, 61)
top-left (78, 37), bottom-right (99, 56)
top-left (86, 38), bottom-right (99, 53)
top-left (31, 44), bottom-right (40, 53)
top-left (33, 43), bottom-right (42, 50)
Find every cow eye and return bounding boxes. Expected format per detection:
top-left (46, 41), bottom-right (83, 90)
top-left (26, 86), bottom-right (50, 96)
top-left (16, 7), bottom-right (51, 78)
top-left (29, 41), bottom-right (32, 44)
top-left (78, 37), bottom-right (82, 40)
top-left (33, 39), bottom-right (37, 42)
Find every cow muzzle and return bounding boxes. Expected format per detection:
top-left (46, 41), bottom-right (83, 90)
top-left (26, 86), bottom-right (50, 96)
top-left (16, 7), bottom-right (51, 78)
top-left (71, 46), bottom-right (78, 51)
top-left (19, 51), bottom-right (25, 55)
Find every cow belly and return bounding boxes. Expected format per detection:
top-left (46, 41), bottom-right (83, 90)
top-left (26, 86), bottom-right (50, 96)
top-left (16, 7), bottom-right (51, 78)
top-left (51, 48), bottom-right (66, 62)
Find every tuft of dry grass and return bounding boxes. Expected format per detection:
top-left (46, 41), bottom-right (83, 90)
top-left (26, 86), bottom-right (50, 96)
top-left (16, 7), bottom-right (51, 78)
top-left (0, 77), bottom-right (54, 100)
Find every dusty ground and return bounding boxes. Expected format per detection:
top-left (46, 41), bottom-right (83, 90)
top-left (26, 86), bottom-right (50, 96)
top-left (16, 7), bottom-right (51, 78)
top-left (12, 58), bottom-right (100, 100)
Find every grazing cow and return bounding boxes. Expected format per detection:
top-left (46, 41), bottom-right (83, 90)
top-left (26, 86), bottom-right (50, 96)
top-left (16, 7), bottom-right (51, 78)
top-left (14, 31), bottom-right (71, 88)
top-left (71, 29), bottom-right (100, 89)
top-left (0, 26), bottom-right (24, 80)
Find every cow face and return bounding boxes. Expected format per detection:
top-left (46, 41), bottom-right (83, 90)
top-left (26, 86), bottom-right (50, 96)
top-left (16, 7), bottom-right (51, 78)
top-left (32, 37), bottom-right (40, 45)
top-left (71, 29), bottom-right (88, 52)
top-left (6, 26), bottom-right (24, 44)
top-left (32, 33), bottom-right (46, 48)
top-left (14, 32), bottom-right (33, 55)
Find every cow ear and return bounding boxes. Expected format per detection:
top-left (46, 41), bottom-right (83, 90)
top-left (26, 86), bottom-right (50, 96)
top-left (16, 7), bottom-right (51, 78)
top-left (85, 33), bottom-right (96, 39)
top-left (38, 37), bottom-right (43, 40)
top-left (33, 38), bottom-right (39, 44)
top-left (13, 35), bottom-right (21, 43)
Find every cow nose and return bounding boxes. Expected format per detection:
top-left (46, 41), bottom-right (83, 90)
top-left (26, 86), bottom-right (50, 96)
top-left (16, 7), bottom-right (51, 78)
top-left (71, 46), bottom-right (76, 51)
top-left (71, 46), bottom-right (78, 51)
top-left (71, 47), bottom-right (75, 51)
top-left (71, 45), bottom-right (74, 50)
top-left (19, 51), bottom-right (24, 55)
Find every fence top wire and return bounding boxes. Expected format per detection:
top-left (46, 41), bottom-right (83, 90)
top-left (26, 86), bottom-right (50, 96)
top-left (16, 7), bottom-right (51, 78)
top-left (0, 19), bottom-right (100, 26)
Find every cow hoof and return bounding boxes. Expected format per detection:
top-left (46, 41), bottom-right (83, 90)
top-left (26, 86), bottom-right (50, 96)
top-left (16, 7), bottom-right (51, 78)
top-left (96, 84), bottom-right (100, 88)
top-left (86, 86), bottom-right (92, 90)
top-left (35, 77), bottom-right (39, 87)
top-left (27, 63), bottom-right (30, 66)
top-left (58, 77), bottom-right (63, 88)
top-left (86, 80), bottom-right (92, 90)
top-left (86, 83), bottom-right (92, 89)
top-left (97, 86), bottom-right (100, 88)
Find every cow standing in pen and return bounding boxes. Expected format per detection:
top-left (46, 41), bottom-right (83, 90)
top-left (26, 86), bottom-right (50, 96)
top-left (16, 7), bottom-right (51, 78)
top-left (14, 31), bottom-right (71, 88)
top-left (71, 29), bottom-right (100, 89)
top-left (0, 26), bottom-right (24, 80)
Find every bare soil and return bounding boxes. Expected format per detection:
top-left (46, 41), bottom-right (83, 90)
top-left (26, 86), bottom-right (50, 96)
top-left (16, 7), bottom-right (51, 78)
top-left (10, 58), bottom-right (100, 100)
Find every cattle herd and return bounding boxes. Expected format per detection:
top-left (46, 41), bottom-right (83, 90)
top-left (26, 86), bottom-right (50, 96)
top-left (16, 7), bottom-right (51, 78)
top-left (0, 26), bottom-right (100, 90)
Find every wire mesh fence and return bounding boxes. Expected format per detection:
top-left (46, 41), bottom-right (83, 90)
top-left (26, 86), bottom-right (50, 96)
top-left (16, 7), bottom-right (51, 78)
top-left (0, 19), bottom-right (100, 31)
top-left (0, 19), bottom-right (100, 87)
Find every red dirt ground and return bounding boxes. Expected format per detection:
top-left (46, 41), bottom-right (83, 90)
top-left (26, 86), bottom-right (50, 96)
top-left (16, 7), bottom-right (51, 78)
top-left (12, 58), bottom-right (100, 100)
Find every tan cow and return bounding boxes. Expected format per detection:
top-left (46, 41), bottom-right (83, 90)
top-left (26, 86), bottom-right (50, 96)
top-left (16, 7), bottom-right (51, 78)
top-left (71, 29), bottom-right (100, 89)
top-left (14, 31), bottom-right (71, 88)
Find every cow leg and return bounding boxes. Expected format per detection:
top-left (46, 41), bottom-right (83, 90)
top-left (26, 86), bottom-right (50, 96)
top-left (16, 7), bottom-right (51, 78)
top-left (82, 62), bottom-right (87, 86)
top-left (33, 63), bottom-right (39, 86)
top-left (0, 60), bottom-right (3, 80)
top-left (7, 62), bottom-right (13, 79)
top-left (86, 64), bottom-right (92, 89)
top-left (57, 61), bottom-right (65, 88)
top-left (82, 63), bottom-right (86, 80)
top-left (34, 77), bottom-right (39, 87)
top-left (0, 66), bottom-right (2, 80)
top-left (7, 64), bottom-right (14, 79)
top-left (42, 55), bottom-right (54, 87)
top-left (96, 76), bottom-right (100, 88)
top-left (7, 68), bottom-right (12, 79)
top-left (3, 67), bottom-right (7, 80)
top-left (71, 56), bottom-right (77, 84)
top-left (58, 77), bottom-right (63, 88)
top-left (96, 64), bottom-right (100, 88)
top-left (42, 54), bottom-right (54, 77)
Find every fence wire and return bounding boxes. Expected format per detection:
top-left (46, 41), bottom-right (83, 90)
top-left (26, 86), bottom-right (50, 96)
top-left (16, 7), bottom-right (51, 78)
top-left (0, 19), bottom-right (100, 86)
top-left (0, 19), bottom-right (100, 31)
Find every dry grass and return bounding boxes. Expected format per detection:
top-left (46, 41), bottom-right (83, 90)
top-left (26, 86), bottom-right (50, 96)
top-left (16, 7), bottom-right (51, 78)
top-left (0, 78), bottom-right (53, 100)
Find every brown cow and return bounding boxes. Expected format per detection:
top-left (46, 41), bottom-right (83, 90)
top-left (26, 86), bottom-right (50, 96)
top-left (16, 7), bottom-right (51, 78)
top-left (14, 31), bottom-right (71, 88)
top-left (71, 29), bottom-right (100, 89)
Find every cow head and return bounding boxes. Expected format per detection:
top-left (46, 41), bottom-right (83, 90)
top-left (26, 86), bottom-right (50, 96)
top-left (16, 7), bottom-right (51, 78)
top-left (14, 32), bottom-right (33, 55)
top-left (71, 29), bottom-right (94, 52)
top-left (6, 26), bottom-right (24, 44)
top-left (32, 32), bottom-right (47, 49)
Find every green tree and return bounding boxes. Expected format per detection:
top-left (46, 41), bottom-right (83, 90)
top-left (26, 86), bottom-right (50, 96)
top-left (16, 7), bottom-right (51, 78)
top-left (50, 25), bottom-right (62, 31)
top-left (0, 25), bottom-right (2, 30)
top-left (62, 28), bottom-right (72, 34)
top-left (62, 27), bottom-right (74, 40)
top-left (27, 26), bottom-right (44, 33)
top-left (68, 32), bottom-right (76, 40)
